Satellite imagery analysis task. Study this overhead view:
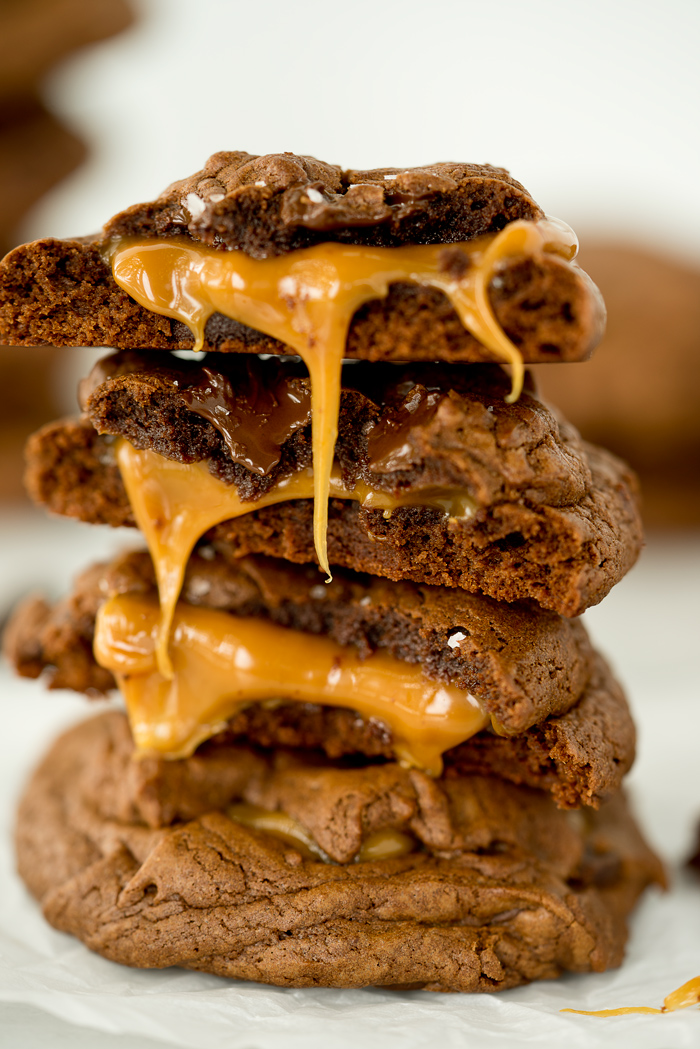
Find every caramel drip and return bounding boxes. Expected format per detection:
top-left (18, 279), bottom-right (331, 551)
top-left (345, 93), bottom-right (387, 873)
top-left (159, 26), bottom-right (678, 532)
top-left (226, 803), bottom-right (416, 864)
top-left (93, 593), bottom-right (489, 774)
top-left (116, 439), bottom-right (476, 678)
top-left (561, 975), bottom-right (700, 1017)
top-left (108, 219), bottom-right (577, 579)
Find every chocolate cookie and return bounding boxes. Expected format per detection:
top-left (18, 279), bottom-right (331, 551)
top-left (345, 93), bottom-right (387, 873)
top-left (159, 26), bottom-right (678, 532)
top-left (79, 354), bottom-right (591, 502)
top-left (15, 712), bottom-right (663, 991)
top-left (0, 152), bottom-right (604, 363)
top-left (4, 548), bottom-right (596, 733)
top-left (105, 153), bottom-right (544, 255)
top-left (25, 399), bottom-right (643, 617)
top-left (4, 550), bottom-right (637, 808)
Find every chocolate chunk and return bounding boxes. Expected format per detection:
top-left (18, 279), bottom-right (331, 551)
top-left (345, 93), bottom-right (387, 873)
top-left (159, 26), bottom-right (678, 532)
top-left (15, 711), bottom-right (663, 991)
top-left (180, 364), bottom-right (311, 476)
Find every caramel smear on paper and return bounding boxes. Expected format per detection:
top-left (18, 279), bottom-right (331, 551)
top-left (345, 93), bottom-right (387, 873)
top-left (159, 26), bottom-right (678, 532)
top-left (562, 975), bottom-right (700, 1017)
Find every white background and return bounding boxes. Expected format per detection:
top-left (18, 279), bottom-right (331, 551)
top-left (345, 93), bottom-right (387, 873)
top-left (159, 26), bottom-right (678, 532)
top-left (23, 0), bottom-right (700, 261)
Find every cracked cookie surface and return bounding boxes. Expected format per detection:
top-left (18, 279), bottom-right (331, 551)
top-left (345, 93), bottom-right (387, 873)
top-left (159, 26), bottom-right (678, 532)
top-left (16, 712), bottom-right (662, 991)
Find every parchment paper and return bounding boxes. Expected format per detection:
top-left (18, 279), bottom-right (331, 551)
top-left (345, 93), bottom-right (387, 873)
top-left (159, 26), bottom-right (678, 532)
top-left (1, 515), bottom-right (699, 1048)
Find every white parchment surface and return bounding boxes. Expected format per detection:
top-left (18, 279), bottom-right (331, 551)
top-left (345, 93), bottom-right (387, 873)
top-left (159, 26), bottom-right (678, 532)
top-left (1, 516), bottom-right (699, 1048)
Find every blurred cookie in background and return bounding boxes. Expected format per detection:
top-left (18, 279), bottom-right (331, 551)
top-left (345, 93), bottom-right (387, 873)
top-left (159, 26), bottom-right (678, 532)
top-left (534, 244), bottom-right (700, 529)
top-left (0, 0), bottom-right (132, 254)
top-left (0, 0), bottom-right (132, 104)
top-left (0, 0), bottom-right (132, 501)
top-left (0, 98), bottom-right (85, 258)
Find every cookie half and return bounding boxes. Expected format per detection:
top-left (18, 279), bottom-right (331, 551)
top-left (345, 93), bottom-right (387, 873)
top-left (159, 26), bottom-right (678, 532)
top-left (0, 152), bottom-right (603, 363)
top-left (25, 353), bottom-right (643, 616)
top-left (4, 549), bottom-right (635, 807)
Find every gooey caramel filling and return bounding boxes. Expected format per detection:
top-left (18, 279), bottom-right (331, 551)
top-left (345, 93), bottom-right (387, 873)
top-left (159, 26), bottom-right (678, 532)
top-left (116, 439), bottom-right (476, 678)
top-left (226, 802), bottom-right (416, 864)
top-left (107, 219), bottom-right (577, 581)
top-left (93, 592), bottom-right (489, 774)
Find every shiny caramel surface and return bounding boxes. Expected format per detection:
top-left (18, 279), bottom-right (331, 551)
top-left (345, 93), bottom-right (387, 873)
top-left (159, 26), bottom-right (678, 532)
top-left (93, 592), bottom-right (489, 773)
top-left (116, 439), bottom-right (476, 679)
top-left (108, 219), bottom-right (577, 579)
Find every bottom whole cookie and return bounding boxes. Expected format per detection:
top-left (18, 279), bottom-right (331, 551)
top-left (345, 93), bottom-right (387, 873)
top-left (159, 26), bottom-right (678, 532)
top-left (16, 712), bottom-right (663, 992)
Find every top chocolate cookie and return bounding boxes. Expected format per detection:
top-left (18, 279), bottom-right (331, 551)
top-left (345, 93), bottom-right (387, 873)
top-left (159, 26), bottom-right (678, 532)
top-left (0, 151), bottom-right (604, 363)
top-left (104, 152), bottom-right (544, 255)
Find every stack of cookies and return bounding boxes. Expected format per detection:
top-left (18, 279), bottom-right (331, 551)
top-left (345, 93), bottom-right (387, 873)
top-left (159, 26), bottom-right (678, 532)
top-left (1, 152), bottom-right (662, 992)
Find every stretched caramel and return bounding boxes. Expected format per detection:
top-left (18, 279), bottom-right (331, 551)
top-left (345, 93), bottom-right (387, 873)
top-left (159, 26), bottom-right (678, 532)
top-left (108, 219), bottom-right (577, 580)
top-left (116, 439), bottom-right (476, 678)
top-left (93, 592), bottom-right (489, 774)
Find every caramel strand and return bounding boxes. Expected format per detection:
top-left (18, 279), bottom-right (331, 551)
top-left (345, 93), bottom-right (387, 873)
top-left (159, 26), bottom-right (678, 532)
top-left (116, 439), bottom-right (475, 679)
top-left (107, 219), bottom-right (577, 585)
top-left (561, 975), bottom-right (700, 1016)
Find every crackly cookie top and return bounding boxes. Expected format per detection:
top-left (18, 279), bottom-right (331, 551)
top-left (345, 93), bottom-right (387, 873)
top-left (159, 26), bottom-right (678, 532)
top-left (103, 151), bottom-right (544, 258)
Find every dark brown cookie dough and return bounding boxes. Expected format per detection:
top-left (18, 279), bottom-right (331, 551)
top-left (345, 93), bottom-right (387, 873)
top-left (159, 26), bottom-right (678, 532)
top-left (6, 546), bottom-right (600, 738)
top-left (104, 153), bottom-right (544, 255)
top-left (6, 565), bottom-right (634, 807)
top-left (16, 712), bottom-right (663, 991)
top-left (0, 151), bottom-right (604, 361)
top-left (79, 353), bottom-right (592, 503)
top-left (24, 405), bottom-right (643, 617)
top-left (0, 236), bottom-right (604, 363)
top-left (207, 441), bottom-right (641, 618)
